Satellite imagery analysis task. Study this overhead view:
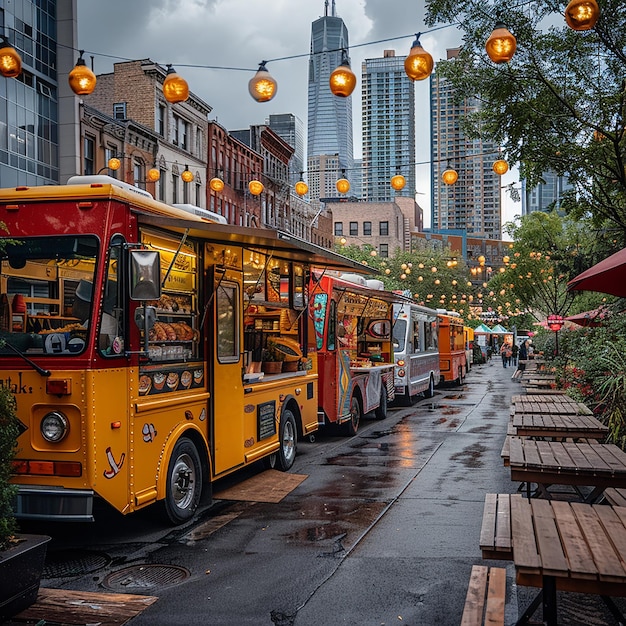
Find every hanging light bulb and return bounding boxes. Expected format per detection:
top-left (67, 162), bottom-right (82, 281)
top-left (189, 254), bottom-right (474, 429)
top-left (210, 177), bottom-right (225, 192)
top-left (565, 0), bottom-right (599, 30)
top-left (249, 179), bottom-right (264, 195)
top-left (336, 177), bottom-right (350, 194)
top-left (147, 167), bottom-right (160, 182)
top-left (107, 157), bottom-right (121, 171)
top-left (492, 159), bottom-right (509, 175)
top-left (68, 50), bottom-right (97, 96)
top-left (329, 49), bottom-right (357, 97)
top-left (485, 22), bottom-right (517, 64)
top-left (295, 180), bottom-right (309, 196)
top-left (249, 61), bottom-right (277, 103)
top-left (404, 33), bottom-right (433, 81)
top-left (391, 174), bottom-right (406, 190)
top-left (0, 35), bottom-right (22, 78)
top-left (181, 166), bottom-right (194, 183)
top-left (163, 64), bottom-right (189, 103)
top-left (442, 167), bottom-right (458, 185)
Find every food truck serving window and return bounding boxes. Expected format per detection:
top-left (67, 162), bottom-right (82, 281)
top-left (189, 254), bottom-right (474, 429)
top-left (216, 282), bottom-right (239, 363)
top-left (0, 236), bottom-right (98, 355)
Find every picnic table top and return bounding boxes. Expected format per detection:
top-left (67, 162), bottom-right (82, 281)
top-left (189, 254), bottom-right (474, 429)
top-left (480, 493), bottom-right (626, 597)
top-left (511, 412), bottom-right (608, 439)
top-left (512, 393), bottom-right (581, 405)
top-left (512, 398), bottom-right (593, 416)
top-left (508, 438), bottom-right (626, 493)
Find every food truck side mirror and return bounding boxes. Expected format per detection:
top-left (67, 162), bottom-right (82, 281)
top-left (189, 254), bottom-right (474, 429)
top-left (129, 250), bottom-right (161, 301)
top-left (134, 305), bottom-right (157, 331)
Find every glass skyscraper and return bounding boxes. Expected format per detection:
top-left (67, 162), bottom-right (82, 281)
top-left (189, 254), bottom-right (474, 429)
top-left (521, 170), bottom-right (572, 215)
top-left (267, 113), bottom-right (304, 186)
top-left (362, 50), bottom-right (415, 203)
top-left (307, 0), bottom-right (354, 198)
top-left (430, 49), bottom-right (501, 239)
top-left (0, 0), bottom-right (78, 187)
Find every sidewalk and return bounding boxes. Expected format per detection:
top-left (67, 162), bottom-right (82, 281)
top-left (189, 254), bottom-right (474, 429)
top-left (293, 360), bottom-right (624, 626)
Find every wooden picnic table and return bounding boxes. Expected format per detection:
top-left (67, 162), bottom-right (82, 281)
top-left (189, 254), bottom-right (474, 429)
top-left (480, 493), bottom-right (626, 626)
top-left (511, 394), bottom-right (592, 416)
top-left (511, 413), bottom-right (607, 440)
top-left (512, 393), bottom-right (579, 404)
top-left (508, 437), bottom-right (626, 502)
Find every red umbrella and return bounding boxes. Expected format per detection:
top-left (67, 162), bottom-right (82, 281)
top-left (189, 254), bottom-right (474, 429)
top-left (567, 248), bottom-right (626, 297)
top-left (563, 307), bottom-right (607, 327)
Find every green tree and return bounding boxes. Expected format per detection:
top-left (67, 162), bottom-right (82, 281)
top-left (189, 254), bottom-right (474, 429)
top-left (425, 0), bottom-right (626, 240)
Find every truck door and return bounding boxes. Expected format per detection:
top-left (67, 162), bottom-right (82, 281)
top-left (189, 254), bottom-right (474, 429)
top-left (208, 269), bottom-right (245, 475)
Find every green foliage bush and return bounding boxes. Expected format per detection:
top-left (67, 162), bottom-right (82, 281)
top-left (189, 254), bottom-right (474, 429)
top-left (0, 385), bottom-right (18, 549)
top-left (552, 309), bottom-right (626, 448)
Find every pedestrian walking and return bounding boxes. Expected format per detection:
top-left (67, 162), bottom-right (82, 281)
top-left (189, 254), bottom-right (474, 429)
top-left (511, 342), bottom-right (518, 366)
top-left (500, 342), bottom-right (510, 368)
top-left (518, 339), bottom-right (528, 372)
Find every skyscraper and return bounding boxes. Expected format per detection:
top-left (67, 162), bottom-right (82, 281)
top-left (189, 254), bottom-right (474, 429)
top-left (522, 171), bottom-right (572, 215)
top-left (307, 0), bottom-right (354, 199)
top-left (0, 0), bottom-right (79, 186)
top-left (362, 50), bottom-right (415, 203)
top-left (430, 49), bottom-right (502, 239)
top-left (267, 113), bottom-right (305, 186)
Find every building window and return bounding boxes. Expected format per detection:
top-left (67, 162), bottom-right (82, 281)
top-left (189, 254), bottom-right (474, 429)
top-left (113, 103), bottom-right (127, 120)
top-left (134, 160), bottom-right (145, 190)
top-left (183, 177), bottom-right (190, 203)
top-left (349, 222), bottom-right (358, 236)
top-left (174, 116), bottom-right (189, 150)
top-left (363, 221), bottom-right (372, 235)
top-left (157, 105), bottom-right (166, 136)
top-left (172, 173), bottom-right (178, 204)
top-left (196, 182), bottom-right (202, 207)
top-left (83, 136), bottom-right (95, 175)
top-left (379, 244), bottom-right (389, 258)
top-left (379, 221), bottom-right (389, 236)
top-left (105, 146), bottom-right (118, 179)
top-left (334, 222), bottom-right (343, 236)
top-left (159, 170), bottom-right (167, 202)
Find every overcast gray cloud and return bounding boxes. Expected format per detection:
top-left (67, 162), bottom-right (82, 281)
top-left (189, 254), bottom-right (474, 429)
top-left (77, 1), bottom-right (518, 226)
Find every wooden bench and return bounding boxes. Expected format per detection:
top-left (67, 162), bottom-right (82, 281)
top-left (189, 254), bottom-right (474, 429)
top-left (500, 423), bottom-right (517, 466)
top-left (603, 487), bottom-right (626, 507)
top-left (460, 564), bottom-right (506, 625)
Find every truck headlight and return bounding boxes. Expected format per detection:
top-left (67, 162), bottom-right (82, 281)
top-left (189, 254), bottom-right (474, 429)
top-left (41, 411), bottom-right (69, 442)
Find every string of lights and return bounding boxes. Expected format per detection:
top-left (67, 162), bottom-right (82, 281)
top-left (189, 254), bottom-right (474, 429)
top-left (0, 0), bottom-right (599, 195)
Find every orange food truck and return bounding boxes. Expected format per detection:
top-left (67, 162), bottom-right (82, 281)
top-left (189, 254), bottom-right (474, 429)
top-left (437, 310), bottom-right (467, 385)
top-left (0, 175), bottom-right (365, 524)
top-left (309, 273), bottom-right (399, 435)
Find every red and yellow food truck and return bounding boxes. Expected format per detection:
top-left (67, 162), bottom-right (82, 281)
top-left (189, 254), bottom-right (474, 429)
top-left (0, 175), bottom-right (363, 524)
top-left (309, 273), bottom-right (400, 435)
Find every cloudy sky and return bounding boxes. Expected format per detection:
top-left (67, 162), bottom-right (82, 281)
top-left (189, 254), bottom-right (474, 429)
top-left (77, 0), bottom-right (519, 228)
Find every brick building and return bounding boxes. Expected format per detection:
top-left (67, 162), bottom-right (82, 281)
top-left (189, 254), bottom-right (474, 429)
top-left (331, 200), bottom-right (408, 257)
top-left (83, 59), bottom-right (211, 207)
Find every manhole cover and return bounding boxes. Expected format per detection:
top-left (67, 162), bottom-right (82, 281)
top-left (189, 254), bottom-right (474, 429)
top-left (103, 564), bottom-right (191, 591)
top-left (43, 549), bottom-right (111, 578)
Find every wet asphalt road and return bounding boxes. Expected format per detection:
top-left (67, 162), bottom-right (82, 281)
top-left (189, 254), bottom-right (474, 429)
top-left (19, 360), bottom-right (624, 625)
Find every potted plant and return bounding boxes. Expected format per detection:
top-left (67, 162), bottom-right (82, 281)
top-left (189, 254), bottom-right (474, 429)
top-left (262, 343), bottom-right (284, 374)
top-left (0, 384), bottom-right (50, 620)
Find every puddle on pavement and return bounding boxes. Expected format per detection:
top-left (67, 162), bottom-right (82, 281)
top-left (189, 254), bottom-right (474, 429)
top-left (282, 500), bottom-right (389, 553)
top-left (428, 403), bottom-right (461, 416)
top-left (469, 425), bottom-right (494, 433)
top-left (450, 443), bottom-right (487, 468)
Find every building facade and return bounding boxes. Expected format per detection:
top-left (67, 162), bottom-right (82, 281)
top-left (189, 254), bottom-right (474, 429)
top-left (332, 200), bottom-right (408, 257)
top-left (83, 59), bottom-right (211, 208)
top-left (0, 0), bottom-right (79, 186)
top-left (430, 49), bottom-right (502, 239)
top-left (361, 50), bottom-right (415, 203)
top-left (266, 113), bottom-right (304, 187)
top-left (307, 0), bottom-right (354, 200)
top-left (521, 170), bottom-right (572, 215)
